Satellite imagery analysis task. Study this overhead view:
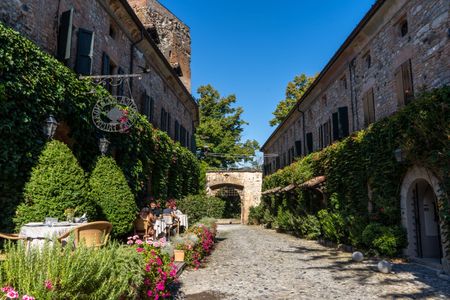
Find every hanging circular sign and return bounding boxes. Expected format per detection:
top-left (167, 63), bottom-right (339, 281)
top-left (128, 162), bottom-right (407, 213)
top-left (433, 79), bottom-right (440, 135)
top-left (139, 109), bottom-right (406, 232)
top-left (92, 96), bottom-right (138, 133)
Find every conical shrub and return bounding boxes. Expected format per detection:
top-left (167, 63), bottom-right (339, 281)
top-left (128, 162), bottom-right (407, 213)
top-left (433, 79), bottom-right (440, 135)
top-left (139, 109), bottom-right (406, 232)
top-left (14, 140), bottom-right (97, 227)
top-left (89, 156), bottom-right (137, 237)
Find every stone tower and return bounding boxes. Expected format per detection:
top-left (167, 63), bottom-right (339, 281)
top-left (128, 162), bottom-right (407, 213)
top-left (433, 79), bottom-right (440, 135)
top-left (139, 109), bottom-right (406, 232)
top-left (129, 0), bottom-right (191, 92)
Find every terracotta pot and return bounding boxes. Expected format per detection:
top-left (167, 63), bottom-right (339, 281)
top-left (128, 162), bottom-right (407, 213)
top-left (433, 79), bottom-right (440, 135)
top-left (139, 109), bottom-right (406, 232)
top-left (174, 249), bottom-right (185, 262)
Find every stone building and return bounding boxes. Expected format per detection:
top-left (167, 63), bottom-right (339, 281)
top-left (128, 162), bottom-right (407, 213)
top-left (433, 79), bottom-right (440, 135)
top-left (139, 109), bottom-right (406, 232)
top-left (262, 0), bottom-right (449, 173)
top-left (0, 0), bottom-right (198, 150)
top-left (206, 171), bottom-right (262, 224)
top-left (261, 0), bottom-right (449, 271)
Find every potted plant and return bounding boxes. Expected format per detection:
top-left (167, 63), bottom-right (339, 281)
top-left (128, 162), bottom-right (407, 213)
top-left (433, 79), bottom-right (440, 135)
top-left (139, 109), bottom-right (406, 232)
top-left (172, 236), bottom-right (186, 262)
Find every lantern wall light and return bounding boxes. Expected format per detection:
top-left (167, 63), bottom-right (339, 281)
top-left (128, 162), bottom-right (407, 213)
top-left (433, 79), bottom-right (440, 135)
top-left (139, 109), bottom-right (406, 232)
top-left (99, 137), bottom-right (110, 156)
top-left (44, 115), bottom-right (58, 139)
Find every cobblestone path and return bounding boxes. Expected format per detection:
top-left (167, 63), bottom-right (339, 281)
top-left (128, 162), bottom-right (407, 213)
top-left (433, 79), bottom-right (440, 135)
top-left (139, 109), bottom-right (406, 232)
top-left (176, 225), bottom-right (450, 300)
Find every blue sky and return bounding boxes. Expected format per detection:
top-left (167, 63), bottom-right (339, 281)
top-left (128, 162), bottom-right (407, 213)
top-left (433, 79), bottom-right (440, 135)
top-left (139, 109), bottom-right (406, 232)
top-left (159, 0), bottom-right (376, 150)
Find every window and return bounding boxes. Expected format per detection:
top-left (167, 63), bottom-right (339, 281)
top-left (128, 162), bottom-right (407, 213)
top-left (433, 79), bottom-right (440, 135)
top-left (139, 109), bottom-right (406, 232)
top-left (395, 59), bottom-right (414, 106)
top-left (282, 153), bottom-right (287, 167)
top-left (75, 28), bottom-right (94, 75)
top-left (362, 88), bottom-right (376, 127)
top-left (294, 140), bottom-right (302, 157)
top-left (399, 19), bottom-right (408, 37)
top-left (290, 147), bottom-right (295, 163)
top-left (101, 52), bottom-right (111, 92)
top-left (306, 133), bottom-right (313, 154)
top-left (363, 51), bottom-right (371, 69)
top-left (174, 120), bottom-right (180, 141)
top-left (160, 108), bottom-right (167, 131)
top-left (57, 8), bottom-right (73, 62)
top-left (143, 94), bottom-right (154, 123)
top-left (167, 113), bottom-right (171, 136)
top-left (332, 106), bottom-right (349, 141)
top-left (319, 119), bottom-right (331, 149)
top-left (340, 75), bottom-right (347, 90)
top-left (276, 157), bottom-right (280, 169)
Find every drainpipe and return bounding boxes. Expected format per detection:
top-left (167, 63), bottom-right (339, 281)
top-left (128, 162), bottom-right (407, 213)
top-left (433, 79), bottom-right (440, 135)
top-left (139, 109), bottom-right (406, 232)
top-left (348, 58), bottom-right (358, 131)
top-left (297, 105), bottom-right (306, 157)
top-left (129, 30), bottom-right (144, 94)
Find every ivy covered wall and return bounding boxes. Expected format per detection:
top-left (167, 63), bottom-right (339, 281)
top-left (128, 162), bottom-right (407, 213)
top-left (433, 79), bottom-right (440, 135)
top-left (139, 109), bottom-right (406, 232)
top-left (0, 23), bottom-right (199, 232)
top-left (257, 86), bottom-right (450, 256)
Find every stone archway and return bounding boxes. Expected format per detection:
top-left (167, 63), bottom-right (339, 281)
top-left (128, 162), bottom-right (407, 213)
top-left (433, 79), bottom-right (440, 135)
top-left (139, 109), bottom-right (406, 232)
top-left (400, 165), bottom-right (449, 272)
top-left (206, 171), bottom-right (262, 224)
top-left (211, 184), bottom-right (244, 219)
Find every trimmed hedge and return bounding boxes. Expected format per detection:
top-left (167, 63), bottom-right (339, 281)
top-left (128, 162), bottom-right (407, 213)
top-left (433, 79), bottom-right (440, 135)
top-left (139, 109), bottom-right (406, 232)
top-left (258, 87), bottom-right (450, 256)
top-left (177, 195), bottom-right (225, 224)
top-left (89, 156), bottom-right (138, 237)
top-left (0, 22), bottom-right (200, 232)
top-left (14, 141), bottom-right (97, 227)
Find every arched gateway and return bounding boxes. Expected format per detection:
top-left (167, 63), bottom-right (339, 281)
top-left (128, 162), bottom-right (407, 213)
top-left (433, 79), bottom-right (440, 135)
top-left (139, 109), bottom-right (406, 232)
top-left (206, 171), bottom-right (262, 224)
top-left (400, 165), bottom-right (449, 272)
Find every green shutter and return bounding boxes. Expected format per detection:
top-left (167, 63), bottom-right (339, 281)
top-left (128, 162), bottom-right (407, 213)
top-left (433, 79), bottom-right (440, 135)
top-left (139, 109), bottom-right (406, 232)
top-left (57, 8), bottom-right (73, 61)
top-left (75, 28), bottom-right (94, 75)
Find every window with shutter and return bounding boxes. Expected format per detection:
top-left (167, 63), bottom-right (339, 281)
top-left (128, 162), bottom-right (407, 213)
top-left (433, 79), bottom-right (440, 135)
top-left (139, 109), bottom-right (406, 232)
top-left (57, 8), bottom-right (73, 62)
top-left (319, 126), bottom-right (323, 149)
top-left (338, 107), bottom-right (349, 138)
top-left (332, 112), bottom-right (339, 141)
top-left (395, 59), bottom-right (414, 107)
top-left (295, 140), bottom-right (302, 157)
top-left (186, 132), bottom-right (190, 148)
top-left (363, 88), bottom-right (376, 127)
top-left (117, 67), bottom-right (125, 96)
top-left (102, 52), bottom-right (111, 92)
top-left (167, 113), bottom-right (171, 135)
top-left (191, 132), bottom-right (196, 152)
top-left (143, 94), bottom-right (150, 120)
top-left (276, 157), bottom-right (280, 169)
top-left (290, 147), bottom-right (295, 163)
top-left (283, 153), bottom-right (286, 167)
top-left (160, 108), bottom-right (166, 131)
top-left (149, 98), bottom-right (154, 123)
top-left (175, 120), bottom-right (180, 141)
top-left (75, 29), bottom-right (94, 75)
top-left (306, 133), bottom-right (313, 154)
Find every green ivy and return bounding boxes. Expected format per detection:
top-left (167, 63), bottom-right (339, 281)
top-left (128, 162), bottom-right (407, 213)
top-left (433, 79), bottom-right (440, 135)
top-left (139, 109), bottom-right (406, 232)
top-left (0, 23), bottom-right (200, 232)
top-left (260, 86), bottom-right (450, 256)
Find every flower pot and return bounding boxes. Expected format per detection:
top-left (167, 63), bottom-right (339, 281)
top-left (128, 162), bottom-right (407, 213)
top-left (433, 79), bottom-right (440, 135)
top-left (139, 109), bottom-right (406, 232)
top-left (174, 249), bottom-right (185, 262)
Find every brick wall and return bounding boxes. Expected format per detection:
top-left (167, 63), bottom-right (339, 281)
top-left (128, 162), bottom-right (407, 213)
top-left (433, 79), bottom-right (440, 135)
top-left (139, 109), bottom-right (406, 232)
top-left (0, 0), bottom-right (197, 149)
top-left (262, 0), bottom-right (449, 175)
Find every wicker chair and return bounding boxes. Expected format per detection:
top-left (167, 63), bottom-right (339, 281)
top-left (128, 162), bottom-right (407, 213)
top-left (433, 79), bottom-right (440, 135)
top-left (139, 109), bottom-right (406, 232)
top-left (0, 233), bottom-right (26, 261)
top-left (57, 221), bottom-right (112, 249)
top-left (134, 218), bottom-right (150, 239)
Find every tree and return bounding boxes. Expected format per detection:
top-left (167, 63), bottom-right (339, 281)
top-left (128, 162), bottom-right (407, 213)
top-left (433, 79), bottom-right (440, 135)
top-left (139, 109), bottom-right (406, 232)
top-left (269, 73), bottom-right (316, 126)
top-left (195, 84), bottom-right (259, 168)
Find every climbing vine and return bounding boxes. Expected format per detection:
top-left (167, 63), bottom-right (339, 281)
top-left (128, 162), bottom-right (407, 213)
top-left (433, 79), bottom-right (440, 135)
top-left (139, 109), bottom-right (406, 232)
top-left (259, 86), bottom-right (450, 256)
top-left (0, 22), bottom-right (200, 231)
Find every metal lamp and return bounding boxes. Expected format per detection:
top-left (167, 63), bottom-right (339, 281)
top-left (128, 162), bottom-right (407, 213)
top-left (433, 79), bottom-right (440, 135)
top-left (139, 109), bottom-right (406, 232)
top-left (393, 148), bottom-right (404, 162)
top-left (44, 115), bottom-right (58, 139)
top-left (99, 137), bottom-right (110, 155)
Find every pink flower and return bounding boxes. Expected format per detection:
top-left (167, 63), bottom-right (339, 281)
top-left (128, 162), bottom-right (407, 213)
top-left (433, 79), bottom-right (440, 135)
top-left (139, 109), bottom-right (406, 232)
top-left (170, 268), bottom-right (177, 277)
top-left (155, 294), bottom-right (160, 300)
top-left (127, 240), bottom-right (134, 245)
top-left (153, 242), bottom-right (160, 248)
top-left (136, 247), bottom-right (144, 253)
top-left (6, 289), bottom-right (19, 299)
top-left (135, 239), bottom-right (143, 245)
top-left (156, 257), bottom-right (163, 266)
top-left (144, 278), bottom-right (151, 286)
top-left (1, 286), bottom-right (11, 293)
top-left (22, 296), bottom-right (35, 300)
top-left (146, 240), bottom-right (153, 245)
top-left (156, 281), bottom-right (165, 291)
top-left (127, 236), bottom-right (133, 240)
top-left (133, 235), bottom-right (139, 240)
top-left (147, 290), bottom-right (153, 297)
top-left (145, 264), bottom-right (151, 272)
top-left (44, 280), bottom-right (53, 290)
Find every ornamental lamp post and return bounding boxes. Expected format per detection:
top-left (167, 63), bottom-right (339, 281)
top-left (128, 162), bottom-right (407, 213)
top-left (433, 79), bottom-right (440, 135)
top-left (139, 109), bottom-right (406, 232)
top-left (44, 115), bottom-right (58, 139)
top-left (99, 137), bottom-right (110, 156)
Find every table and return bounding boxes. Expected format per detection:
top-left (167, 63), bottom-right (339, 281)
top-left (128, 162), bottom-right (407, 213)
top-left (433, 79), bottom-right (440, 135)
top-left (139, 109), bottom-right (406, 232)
top-left (177, 214), bottom-right (188, 229)
top-left (153, 219), bottom-right (166, 238)
top-left (20, 222), bottom-right (79, 248)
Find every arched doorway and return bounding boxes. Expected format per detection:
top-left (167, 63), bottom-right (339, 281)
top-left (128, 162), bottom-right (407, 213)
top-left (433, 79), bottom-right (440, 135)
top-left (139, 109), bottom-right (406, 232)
top-left (401, 166), bottom-right (444, 262)
top-left (408, 179), bottom-right (442, 259)
top-left (216, 185), bottom-right (242, 219)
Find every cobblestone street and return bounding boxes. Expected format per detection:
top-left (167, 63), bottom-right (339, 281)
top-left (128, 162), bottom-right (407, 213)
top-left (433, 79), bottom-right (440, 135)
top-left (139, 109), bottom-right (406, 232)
top-left (176, 225), bottom-right (450, 300)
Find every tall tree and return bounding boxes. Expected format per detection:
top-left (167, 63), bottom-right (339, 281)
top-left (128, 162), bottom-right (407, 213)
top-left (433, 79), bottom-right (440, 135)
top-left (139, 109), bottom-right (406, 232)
top-left (196, 84), bottom-right (259, 168)
top-left (269, 73), bottom-right (316, 127)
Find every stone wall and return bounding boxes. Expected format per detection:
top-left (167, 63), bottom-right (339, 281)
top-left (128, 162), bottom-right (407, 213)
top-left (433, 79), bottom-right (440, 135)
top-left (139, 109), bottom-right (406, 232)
top-left (262, 0), bottom-right (449, 175)
top-left (206, 171), bottom-right (262, 224)
top-left (128, 0), bottom-right (191, 91)
top-left (0, 0), bottom-right (197, 147)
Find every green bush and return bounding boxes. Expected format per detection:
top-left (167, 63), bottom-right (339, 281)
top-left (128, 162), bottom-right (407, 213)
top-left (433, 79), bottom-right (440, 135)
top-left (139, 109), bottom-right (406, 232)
top-left (89, 156), bottom-right (138, 237)
top-left (298, 215), bottom-right (321, 240)
top-left (248, 205), bottom-right (265, 225)
top-left (0, 241), bottom-right (144, 299)
top-left (362, 223), bottom-right (408, 256)
top-left (177, 195), bottom-right (225, 224)
top-left (14, 141), bottom-right (97, 228)
top-left (317, 209), bottom-right (345, 243)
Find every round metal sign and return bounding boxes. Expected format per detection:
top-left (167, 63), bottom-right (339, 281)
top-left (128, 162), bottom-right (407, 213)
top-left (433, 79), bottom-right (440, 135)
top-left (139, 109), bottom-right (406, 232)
top-left (92, 96), bottom-right (138, 133)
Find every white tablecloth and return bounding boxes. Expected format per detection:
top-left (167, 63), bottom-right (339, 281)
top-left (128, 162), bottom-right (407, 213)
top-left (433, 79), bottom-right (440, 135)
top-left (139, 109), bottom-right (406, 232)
top-left (177, 214), bottom-right (188, 228)
top-left (20, 222), bottom-right (79, 248)
top-left (153, 219), bottom-right (166, 237)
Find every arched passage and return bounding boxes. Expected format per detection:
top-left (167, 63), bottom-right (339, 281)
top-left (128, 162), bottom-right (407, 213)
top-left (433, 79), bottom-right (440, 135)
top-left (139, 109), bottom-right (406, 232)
top-left (400, 166), bottom-right (445, 263)
top-left (213, 185), bottom-right (243, 219)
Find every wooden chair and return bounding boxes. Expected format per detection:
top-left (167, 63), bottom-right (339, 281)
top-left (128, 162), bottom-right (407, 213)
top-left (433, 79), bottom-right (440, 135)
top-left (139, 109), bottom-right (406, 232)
top-left (0, 233), bottom-right (26, 261)
top-left (162, 214), bottom-right (179, 238)
top-left (57, 221), bottom-right (112, 249)
top-left (134, 218), bottom-right (149, 239)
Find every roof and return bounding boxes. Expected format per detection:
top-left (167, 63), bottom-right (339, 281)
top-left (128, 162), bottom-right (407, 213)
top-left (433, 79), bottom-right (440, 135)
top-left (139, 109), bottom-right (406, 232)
top-left (261, 175), bottom-right (326, 195)
top-left (261, 0), bottom-right (386, 151)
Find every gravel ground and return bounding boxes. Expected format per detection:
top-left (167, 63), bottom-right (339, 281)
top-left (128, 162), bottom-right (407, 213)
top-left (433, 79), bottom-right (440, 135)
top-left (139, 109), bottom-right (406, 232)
top-left (175, 225), bottom-right (450, 300)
